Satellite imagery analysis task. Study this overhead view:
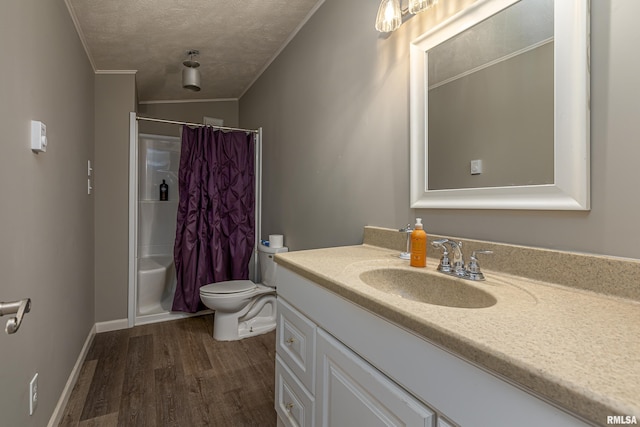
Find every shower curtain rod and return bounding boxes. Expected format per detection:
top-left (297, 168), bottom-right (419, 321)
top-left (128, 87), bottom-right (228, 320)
top-left (136, 115), bottom-right (259, 134)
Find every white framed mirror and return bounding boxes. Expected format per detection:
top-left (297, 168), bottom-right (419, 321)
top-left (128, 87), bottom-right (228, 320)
top-left (409, 0), bottom-right (590, 210)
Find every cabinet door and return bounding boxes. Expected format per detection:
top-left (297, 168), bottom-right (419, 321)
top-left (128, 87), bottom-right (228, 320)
top-left (437, 418), bottom-right (455, 427)
top-left (315, 329), bottom-right (435, 427)
top-left (276, 299), bottom-right (317, 392)
top-left (276, 355), bottom-right (315, 427)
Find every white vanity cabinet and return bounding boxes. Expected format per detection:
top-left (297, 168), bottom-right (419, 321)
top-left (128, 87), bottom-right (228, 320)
top-left (315, 328), bottom-right (435, 426)
top-left (275, 297), bottom-right (435, 427)
top-left (275, 266), bottom-right (591, 427)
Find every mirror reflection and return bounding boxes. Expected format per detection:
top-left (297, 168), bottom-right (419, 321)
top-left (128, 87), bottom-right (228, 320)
top-left (427, 0), bottom-right (554, 190)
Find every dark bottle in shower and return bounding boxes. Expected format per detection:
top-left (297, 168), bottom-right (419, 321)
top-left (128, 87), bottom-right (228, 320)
top-left (160, 180), bottom-right (168, 201)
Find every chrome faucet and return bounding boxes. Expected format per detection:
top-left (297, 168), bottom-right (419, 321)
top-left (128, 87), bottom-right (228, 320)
top-left (431, 239), bottom-right (493, 281)
top-left (446, 240), bottom-right (466, 277)
top-left (431, 239), bottom-right (466, 276)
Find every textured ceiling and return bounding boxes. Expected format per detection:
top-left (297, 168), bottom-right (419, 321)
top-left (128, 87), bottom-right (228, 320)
top-left (66, 0), bottom-right (323, 102)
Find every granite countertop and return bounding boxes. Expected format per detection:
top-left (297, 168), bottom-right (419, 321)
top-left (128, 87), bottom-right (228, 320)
top-left (274, 243), bottom-right (640, 426)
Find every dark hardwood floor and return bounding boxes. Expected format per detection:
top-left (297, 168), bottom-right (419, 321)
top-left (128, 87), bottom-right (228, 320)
top-left (59, 315), bottom-right (277, 427)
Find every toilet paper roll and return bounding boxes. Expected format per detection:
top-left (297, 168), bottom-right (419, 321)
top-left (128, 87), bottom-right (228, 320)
top-left (269, 234), bottom-right (284, 248)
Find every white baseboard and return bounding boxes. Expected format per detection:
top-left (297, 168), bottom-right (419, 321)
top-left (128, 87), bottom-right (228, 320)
top-left (95, 318), bottom-right (129, 333)
top-left (47, 314), bottom-right (203, 426)
top-left (47, 324), bottom-right (96, 427)
top-left (48, 318), bottom-right (127, 425)
top-left (134, 309), bottom-right (212, 326)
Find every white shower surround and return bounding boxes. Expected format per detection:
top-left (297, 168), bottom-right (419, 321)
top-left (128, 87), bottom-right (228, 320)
top-left (136, 133), bottom-right (180, 317)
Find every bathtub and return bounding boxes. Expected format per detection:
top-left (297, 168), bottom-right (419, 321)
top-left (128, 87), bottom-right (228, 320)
top-left (137, 255), bottom-right (176, 315)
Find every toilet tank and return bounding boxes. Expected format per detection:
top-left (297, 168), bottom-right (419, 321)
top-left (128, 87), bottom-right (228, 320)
top-left (258, 243), bottom-right (288, 287)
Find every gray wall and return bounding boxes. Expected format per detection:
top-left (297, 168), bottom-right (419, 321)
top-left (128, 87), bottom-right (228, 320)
top-left (94, 74), bottom-right (137, 323)
top-left (0, 0), bottom-right (95, 425)
top-left (138, 100), bottom-right (239, 136)
top-left (428, 43), bottom-right (554, 190)
top-left (240, 0), bottom-right (640, 260)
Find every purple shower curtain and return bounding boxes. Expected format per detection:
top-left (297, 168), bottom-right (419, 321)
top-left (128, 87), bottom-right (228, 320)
top-left (172, 126), bottom-right (255, 313)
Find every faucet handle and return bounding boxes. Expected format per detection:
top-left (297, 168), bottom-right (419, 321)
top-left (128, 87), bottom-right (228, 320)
top-left (399, 224), bottom-right (413, 233)
top-left (471, 250), bottom-right (493, 259)
top-left (431, 239), bottom-right (452, 273)
top-left (466, 250), bottom-right (493, 281)
top-left (431, 238), bottom-right (449, 247)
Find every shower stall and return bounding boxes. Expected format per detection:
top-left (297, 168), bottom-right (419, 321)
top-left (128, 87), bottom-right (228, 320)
top-left (136, 133), bottom-right (180, 318)
top-left (128, 113), bottom-right (262, 326)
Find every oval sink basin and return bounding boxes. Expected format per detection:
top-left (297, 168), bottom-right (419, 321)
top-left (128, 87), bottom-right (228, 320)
top-left (359, 268), bottom-right (497, 309)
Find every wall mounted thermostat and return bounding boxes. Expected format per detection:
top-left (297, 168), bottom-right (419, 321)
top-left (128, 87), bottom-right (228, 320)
top-left (31, 120), bottom-right (47, 153)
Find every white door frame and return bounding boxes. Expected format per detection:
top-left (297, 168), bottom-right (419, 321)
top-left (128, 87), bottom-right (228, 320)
top-left (127, 112), bottom-right (138, 327)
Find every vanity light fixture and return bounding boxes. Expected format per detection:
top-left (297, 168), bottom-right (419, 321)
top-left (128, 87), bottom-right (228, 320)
top-left (182, 50), bottom-right (201, 92)
top-left (375, 0), bottom-right (402, 32)
top-left (408, 0), bottom-right (438, 15)
top-left (376, 0), bottom-right (440, 33)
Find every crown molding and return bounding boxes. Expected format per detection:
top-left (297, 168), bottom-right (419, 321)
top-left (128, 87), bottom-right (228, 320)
top-left (138, 98), bottom-right (239, 105)
top-left (239, 0), bottom-right (326, 99)
top-left (64, 0), bottom-right (97, 72)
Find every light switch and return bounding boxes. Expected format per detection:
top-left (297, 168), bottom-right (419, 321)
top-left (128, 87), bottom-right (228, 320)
top-left (470, 159), bottom-right (483, 175)
top-left (31, 120), bottom-right (47, 153)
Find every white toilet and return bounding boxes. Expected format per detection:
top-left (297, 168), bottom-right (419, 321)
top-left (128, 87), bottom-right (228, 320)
top-left (199, 243), bottom-right (288, 341)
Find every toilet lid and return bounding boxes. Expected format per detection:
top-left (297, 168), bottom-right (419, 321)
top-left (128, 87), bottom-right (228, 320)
top-left (200, 280), bottom-right (257, 294)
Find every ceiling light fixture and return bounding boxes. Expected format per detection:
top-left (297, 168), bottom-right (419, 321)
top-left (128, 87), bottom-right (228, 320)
top-left (375, 0), bottom-right (440, 33)
top-left (182, 50), bottom-right (201, 92)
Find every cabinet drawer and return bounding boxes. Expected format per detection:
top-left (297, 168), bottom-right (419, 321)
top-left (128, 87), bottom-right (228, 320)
top-left (276, 298), bottom-right (316, 391)
top-left (315, 329), bottom-right (435, 427)
top-left (276, 355), bottom-right (315, 427)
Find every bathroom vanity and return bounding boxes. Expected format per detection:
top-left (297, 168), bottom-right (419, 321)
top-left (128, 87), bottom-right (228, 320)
top-left (273, 227), bottom-right (640, 427)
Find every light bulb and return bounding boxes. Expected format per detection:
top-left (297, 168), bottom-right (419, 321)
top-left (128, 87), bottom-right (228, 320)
top-left (408, 0), bottom-right (438, 15)
top-left (375, 0), bottom-right (402, 32)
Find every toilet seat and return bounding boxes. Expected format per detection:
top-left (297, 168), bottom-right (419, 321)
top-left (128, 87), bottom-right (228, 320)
top-left (200, 280), bottom-right (256, 295)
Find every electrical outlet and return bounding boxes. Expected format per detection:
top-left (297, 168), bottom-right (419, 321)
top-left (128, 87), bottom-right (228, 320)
top-left (29, 373), bottom-right (38, 415)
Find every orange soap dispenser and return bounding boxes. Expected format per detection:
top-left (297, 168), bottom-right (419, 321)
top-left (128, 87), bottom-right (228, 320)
top-left (410, 218), bottom-right (427, 268)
